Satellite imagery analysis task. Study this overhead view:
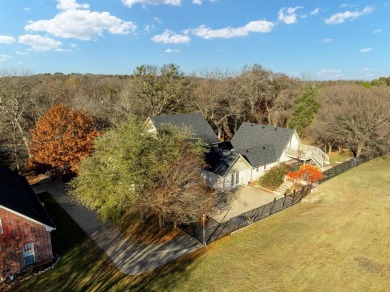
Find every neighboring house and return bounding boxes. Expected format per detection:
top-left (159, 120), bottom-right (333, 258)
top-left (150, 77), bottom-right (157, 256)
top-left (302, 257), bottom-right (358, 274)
top-left (146, 113), bottom-right (329, 191)
top-left (0, 166), bottom-right (55, 277)
top-left (146, 112), bottom-right (220, 145)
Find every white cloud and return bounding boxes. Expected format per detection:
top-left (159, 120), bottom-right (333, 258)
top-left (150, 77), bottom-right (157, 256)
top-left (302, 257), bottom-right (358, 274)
top-left (16, 51), bottom-right (28, 55)
top-left (122, 0), bottom-right (182, 8)
top-left (360, 47), bottom-right (372, 53)
top-left (151, 29), bottom-right (190, 44)
top-left (0, 55), bottom-right (11, 62)
top-left (0, 35), bottom-right (16, 44)
top-left (18, 34), bottom-right (63, 51)
top-left (23, 7), bottom-right (31, 12)
top-left (322, 38), bottom-right (333, 43)
top-left (325, 6), bottom-right (374, 24)
top-left (278, 6), bottom-right (303, 24)
top-left (340, 4), bottom-right (358, 8)
top-left (57, 0), bottom-right (89, 10)
top-left (193, 0), bottom-right (202, 4)
top-left (317, 68), bottom-right (343, 80)
top-left (70, 43), bottom-right (77, 48)
top-left (190, 20), bottom-right (274, 39)
top-left (373, 29), bottom-right (382, 34)
top-left (25, 0), bottom-right (136, 40)
top-left (310, 8), bottom-right (320, 16)
top-left (165, 48), bottom-right (180, 53)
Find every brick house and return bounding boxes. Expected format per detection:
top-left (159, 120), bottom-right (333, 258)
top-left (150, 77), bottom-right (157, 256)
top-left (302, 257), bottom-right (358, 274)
top-left (0, 166), bottom-right (55, 278)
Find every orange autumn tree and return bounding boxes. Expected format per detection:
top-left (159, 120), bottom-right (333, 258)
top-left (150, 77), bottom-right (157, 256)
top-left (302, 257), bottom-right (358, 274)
top-left (29, 104), bottom-right (99, 174)
top-left (287, 164), bottom-right (323, 184)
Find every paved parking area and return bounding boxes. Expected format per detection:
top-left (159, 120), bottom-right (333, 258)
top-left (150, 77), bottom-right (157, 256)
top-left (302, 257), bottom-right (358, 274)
top-left (211, 185), bottom-right (280, 223)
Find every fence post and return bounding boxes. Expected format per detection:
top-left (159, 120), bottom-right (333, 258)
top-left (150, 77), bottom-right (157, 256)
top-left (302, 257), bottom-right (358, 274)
top-left (282, 193), bottom-right (287, 209)
top-left (270, 197), bottom-right (276, 214)
top-left (202, 214), bottom-right (207, 246)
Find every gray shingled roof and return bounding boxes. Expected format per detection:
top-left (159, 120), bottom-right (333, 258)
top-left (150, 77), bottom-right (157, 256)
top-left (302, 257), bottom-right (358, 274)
top-left (231, 122), bottom-right (295, 167)
top-left (150, 112), bottom-right (219, 145)
top-left (0, 166), bottom-right (56, 229)
top-left (205, 146), bottom-right (240, 176)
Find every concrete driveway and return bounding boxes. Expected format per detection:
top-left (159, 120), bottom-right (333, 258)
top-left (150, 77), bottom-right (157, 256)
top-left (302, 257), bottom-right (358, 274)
top-left (211, 185), bottom-right (279, 223)
top-left (32, 176), bottom-right (202, 275)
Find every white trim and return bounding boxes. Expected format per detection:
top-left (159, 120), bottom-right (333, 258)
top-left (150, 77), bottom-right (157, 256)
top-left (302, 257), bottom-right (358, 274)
top-left (223, 154), bottom-right (252, 176)
top-left (0, 206), bottom-right (55, 232)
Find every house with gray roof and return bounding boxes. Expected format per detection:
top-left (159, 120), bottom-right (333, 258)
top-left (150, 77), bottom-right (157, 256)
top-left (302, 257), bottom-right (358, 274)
top-left (146, 112), bottom-right (220, 145)
top-left (203, 123), bottom-right (329, 190)
top-left (145, 114), bottom-right (329, 191)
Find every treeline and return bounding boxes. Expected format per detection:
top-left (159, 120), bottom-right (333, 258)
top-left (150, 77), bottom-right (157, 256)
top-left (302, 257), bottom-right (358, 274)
top-left (1, 65), bottom-right (390, 171)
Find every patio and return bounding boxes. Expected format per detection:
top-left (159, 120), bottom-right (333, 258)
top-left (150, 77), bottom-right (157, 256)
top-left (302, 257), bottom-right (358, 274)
top-left (211, 185), bottom-right (283, 223)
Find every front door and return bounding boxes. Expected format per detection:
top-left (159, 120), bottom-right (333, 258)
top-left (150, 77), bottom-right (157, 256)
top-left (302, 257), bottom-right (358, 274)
top-left (231, 172), bottom-right (240, 188)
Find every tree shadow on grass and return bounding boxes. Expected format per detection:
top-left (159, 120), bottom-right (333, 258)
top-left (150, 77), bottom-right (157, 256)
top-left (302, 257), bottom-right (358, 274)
top-left (15, 192), bottom-right (205, 291)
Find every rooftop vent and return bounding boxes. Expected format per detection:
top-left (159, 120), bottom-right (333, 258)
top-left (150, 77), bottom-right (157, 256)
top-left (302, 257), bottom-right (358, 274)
top-left (275, 128), bottom-right (277, 130)
top-left (263, 146), bottom-right (265, 150)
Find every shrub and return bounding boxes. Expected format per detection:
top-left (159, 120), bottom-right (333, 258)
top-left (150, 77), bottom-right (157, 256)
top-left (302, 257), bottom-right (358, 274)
top-left (287, 164), bottom-right (323, 184)
top-left (258, 163), bottom-right (289, 190)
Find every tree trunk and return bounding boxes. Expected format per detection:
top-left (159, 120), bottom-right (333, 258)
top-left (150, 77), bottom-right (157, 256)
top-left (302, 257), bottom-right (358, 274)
top-left (158, 213), bottom-right (164, 229)
top-left (14, 119), bottom-right (32, 159)
top-left (327, 142), bottom-right (332, 154)
top-left (357, 142), bottom-right (364, 157)
top-left (139, 207), bottom-right (145, 223)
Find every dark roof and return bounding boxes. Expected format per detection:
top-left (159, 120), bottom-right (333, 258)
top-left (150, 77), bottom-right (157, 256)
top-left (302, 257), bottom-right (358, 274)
top-left (237, 145), bottom-right (276, 167)
top-left (231, 122), bottom-right (295, 167)
top-left (205, 146), bottom-right (240, 176)
top-left (150, 112), bottom-right (220, 145)
top-left (0, 166), bottom-right (55, 229)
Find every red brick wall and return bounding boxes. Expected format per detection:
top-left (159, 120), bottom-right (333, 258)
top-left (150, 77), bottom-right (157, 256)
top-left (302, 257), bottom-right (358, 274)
top-left (0, 208), bottom-right (53, 275)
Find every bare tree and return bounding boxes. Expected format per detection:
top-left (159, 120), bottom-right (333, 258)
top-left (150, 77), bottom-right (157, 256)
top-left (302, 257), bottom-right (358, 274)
top-left (0, 70), bottom-right (36, 170)
top-left (311, 84), bottom-right (390, 157)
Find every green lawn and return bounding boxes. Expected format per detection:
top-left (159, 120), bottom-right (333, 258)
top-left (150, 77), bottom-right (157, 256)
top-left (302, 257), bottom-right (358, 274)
top-left (16, 157), bottom-right (390, 291)
top-left (328, 150), bottom-right (353, 166)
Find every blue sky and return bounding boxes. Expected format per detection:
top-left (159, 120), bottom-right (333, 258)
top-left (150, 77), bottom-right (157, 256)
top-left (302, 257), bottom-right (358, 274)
top-left (0, 0), bottom-right (389, 80)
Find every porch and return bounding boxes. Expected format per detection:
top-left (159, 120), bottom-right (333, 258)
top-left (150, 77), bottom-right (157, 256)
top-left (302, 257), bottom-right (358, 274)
top-left (285, 144), bottom-right (329, 167)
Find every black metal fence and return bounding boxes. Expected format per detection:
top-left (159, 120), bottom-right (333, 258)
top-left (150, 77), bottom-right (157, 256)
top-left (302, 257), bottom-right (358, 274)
top-left (318, 155), bottom-right (371, 184)
top-left (183, 185), bottom-right (312, 245)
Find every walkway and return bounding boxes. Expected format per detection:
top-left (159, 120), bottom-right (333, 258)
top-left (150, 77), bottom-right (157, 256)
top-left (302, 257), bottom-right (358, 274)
top-left (32, 176), bottom-right (202, 275)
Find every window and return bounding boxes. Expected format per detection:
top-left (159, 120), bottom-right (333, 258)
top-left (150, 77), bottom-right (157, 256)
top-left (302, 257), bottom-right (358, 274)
top-left (230, 172), bottom-right (239, 187)
top-left (22, 243), bottom-right (35, 266)
top-left (231, 173), bottom-right (235, 187)
top-left (0, 218), bottom-right (2, 235)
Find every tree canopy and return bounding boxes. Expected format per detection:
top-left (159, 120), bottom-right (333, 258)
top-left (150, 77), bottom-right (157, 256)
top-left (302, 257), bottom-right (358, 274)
top-left (29, 104), bottom-right (99, 173)
top-left (310, 85), bottom-right (390, 157)
top-left (70, 115), bottom-right (216, 227)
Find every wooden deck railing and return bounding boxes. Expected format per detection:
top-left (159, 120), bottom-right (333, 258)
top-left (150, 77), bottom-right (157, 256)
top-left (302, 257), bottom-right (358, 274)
top-left (285, 144), bottom-right (329, 167)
